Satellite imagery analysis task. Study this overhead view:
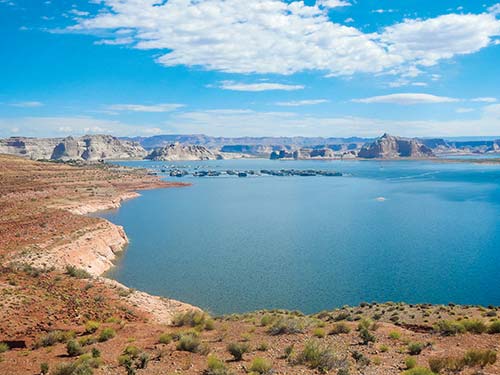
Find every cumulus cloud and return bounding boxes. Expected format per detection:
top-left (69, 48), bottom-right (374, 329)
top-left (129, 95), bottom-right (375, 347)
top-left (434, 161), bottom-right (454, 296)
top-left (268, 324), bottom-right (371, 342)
top-left (352, 93), bottom-right (460, 105)
top-left (9, 101), bottom-right (44, 108)
top-left (216, 81), bottom-right (304, 91)
top-left (379, 13), bottom-right (500, 68)
top-left (317, 0), bottom-right (351, 9)
top-left (106, 103), bottom-right (184, 112)
top-left (275, 99), bottom-right (329, 106)
top-left (69, 0), bottom-right (500, 77)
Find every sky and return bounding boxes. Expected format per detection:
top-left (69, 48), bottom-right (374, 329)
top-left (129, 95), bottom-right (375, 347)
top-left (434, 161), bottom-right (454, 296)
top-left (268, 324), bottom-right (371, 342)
top-left (1, 0), bottom-right (500, 138)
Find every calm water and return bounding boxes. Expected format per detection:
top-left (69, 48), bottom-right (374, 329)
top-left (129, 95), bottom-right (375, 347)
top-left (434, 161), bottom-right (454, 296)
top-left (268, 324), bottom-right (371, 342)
top-left (99, 159), bottom-right (500, 315)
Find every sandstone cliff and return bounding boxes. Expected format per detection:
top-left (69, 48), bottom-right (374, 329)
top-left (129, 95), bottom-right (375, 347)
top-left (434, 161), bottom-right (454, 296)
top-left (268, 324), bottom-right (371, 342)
top-left (145, 142), bottom-right (221, 161)
top-left (0, 135), bottom-right (147, 161)
top-left (358, 133), bottom-right (435, 159)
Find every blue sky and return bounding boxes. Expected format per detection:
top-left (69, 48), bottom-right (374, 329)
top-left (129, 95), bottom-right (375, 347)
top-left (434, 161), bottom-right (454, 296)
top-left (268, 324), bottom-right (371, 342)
top-left (1, 0), bottom-right (500, 138)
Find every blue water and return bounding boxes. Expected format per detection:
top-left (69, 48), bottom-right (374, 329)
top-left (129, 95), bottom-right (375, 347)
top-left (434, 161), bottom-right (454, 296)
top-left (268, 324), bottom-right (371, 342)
top-left (99, 159), bottom-right (500, 315)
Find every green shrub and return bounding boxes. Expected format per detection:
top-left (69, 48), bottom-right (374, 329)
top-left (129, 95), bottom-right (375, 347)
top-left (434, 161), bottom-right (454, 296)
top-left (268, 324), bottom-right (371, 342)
top-left (248, 357), bottom-right (272, 374)
top-left (428, 356), bottom-right (464, 373)
top-left (462, 349), bottom-right (496, 367)
top-left (66, 340), bottom-right (84, 357)
top-left (428, 349), bottom-right (496, 373)
top-left (462, 319), bottom-right (487, 334)
top-left (256, 342), bottom-right (268, 351)
top-left (176, 333), bottom-right (201, 353)
top-left (76, 354), bottom-right (103, 369)
top-left (379, 344), bottom-right (389, 352)
top-left (408, 342), bottom-right (425, 355)
top-left (91, 348), bottom-right (100, 358)
top-left (359, 328), bottom-right (376, 344)
top-left (40, 363), bottom-right (49, 375)
top-left (260, 314), bottom-right (275, 326)
top-left (172, 310), bottom-right (213, 331)
top-left (227, 342), bottom-right (249, 361)
top-left (37, 330), bottom-right (75, 347)
top-left (313, 328), bottom-right (326, 338)
top-left (123, 345), bottom-right (141, 358)
top-left (488, 320), bottom-right (500, 333)
top-left (283, 345), bottom-right (294, 359)
top-left (118, 345), bottom-right (149, 373)
top-left (352, 350), bottom-right (370, 367)
top-left (357, 318), bottom-right (374, 331)
top-left (296, 340), bottom-right (342, 373)
top-left (159, 333), bottom-right (173, 344)
top-left (52, 361), bottom-right (93, 375)
top-left (84, 321), bottom-right (100, 334)
top-left (0, 342), bottom-right (9, 353)
top-left (267, 317), bottom-right (304, 335)
top-left (402, 367), bottom-right (436, 375)
top-left (65, 265), bottom-right (91, 279)
top-left (205, 355), bottom-right (231, 375)
top-left (405, 357), bottom-right (417, 369)
top-left (78, 336), bottom-right (97, 347)
top-left (388, 331), bottom-right (401, 340)
top-left (98, 328), bottom-right (116, 342)
top-left (434, 320), bottom-right (465, 336)
top-left (329, 323), bottom-right (350, 335)
top-left (137, 352), bottom-right (149, 369)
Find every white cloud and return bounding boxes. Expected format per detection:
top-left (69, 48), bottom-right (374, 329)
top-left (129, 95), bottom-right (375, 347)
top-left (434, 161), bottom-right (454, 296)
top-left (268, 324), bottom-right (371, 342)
top-left (217, 81), bottom-right (304, 92)
top-left (411, 82), bottom-right (428, 87)
top-left (275, 99), bottom-right (329, 106)
top-left (3, 105), bottom-right (500, 138)
top-left (94, 37), bottom-right (134, 45)
top-left (489, 4), bottom-right (500, 15)
top-left (0, 116), bottom-right (163, 137)
top-left (69, 0), bottom-right (500, 77)
top-left (483, 103), bottom-right (500, 119)
top-left (380, 13), bottom-right (500, 68)
top-left (352, 93), bottom-right (460, 105)
top-left (456, 107), bottom-right (474, 113)
top-left (9, 101), bottom-right (44, 108)
top-left (106, 103), bottom-right (184, 112)
top-left (471, 97), bottom-right (497, 103)
top-left (372, 9), bottom-right (395, 14)
top-left (69, 9), bottom-right (89, 17)
top-left (167, 107), bottom-right (500, 137)
top-left (317, 0), bottom-right (351, 9)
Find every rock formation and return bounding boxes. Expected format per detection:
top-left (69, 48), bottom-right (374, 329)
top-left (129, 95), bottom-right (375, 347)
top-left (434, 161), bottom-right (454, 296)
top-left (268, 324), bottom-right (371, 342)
top-left (145, 142), bottom-right (221, 161)
top-left (358, 133), bottom-right (435, 159)
top-left (0, 135), bottom-right (147, 161)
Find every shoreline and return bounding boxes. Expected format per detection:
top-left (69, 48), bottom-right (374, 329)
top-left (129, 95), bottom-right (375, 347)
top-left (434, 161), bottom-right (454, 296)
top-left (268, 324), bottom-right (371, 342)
top-left (1, 155), bottom-right (200, 326)
top-left (39, 187), bottom-right (201, 324)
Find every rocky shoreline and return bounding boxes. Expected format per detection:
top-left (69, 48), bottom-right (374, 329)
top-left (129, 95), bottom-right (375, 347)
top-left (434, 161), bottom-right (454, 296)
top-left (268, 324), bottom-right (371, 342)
top-left (38, 188), bottom-right (199, 324)
top-left (0, 154), bottom-right (199, 326)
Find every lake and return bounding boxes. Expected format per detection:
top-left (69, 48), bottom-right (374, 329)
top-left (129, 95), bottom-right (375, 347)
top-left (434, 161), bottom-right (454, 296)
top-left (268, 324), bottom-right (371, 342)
top-left (99, 159), bottom-right (500, 315)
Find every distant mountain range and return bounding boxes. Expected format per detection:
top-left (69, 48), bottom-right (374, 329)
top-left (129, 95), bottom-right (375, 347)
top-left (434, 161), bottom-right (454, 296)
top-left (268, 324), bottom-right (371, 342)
top-left (1, 133), bottom-right (499, 161)
top-left (122, 134), bottom-right (372, 149)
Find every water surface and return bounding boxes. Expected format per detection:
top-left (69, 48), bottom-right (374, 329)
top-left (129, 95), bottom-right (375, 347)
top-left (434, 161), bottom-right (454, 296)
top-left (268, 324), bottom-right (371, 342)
top-left (100, 159), bottom-right (500, 314)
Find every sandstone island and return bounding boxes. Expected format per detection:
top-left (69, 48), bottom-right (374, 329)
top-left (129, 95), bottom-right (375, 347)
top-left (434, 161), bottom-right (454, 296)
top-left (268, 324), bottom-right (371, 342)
top-left (0, 153), bottom-right (499, 375)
